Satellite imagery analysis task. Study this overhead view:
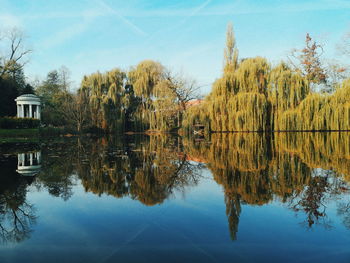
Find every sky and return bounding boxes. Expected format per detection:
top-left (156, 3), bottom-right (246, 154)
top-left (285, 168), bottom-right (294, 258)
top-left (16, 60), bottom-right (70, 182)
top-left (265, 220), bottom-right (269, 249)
top-left (0, 0), bottom-right (349, 94)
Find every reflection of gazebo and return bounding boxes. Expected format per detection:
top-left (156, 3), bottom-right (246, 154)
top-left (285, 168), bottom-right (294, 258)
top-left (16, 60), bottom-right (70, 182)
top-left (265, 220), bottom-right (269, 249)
top-left (17, 152), bottom-right (42, 176)
top-left (15, 94), bottom-right (41, 119)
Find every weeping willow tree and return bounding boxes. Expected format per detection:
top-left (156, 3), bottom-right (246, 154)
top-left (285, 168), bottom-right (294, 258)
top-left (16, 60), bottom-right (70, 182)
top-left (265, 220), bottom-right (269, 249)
top-left (79, 60), bottom-right (198, 133)
top-left (185, 23), bottom-right (272, 132)
top-left (151, 79), bottom-right (179, 131)
top-left (183, 22), bottom-right (349, 133)
top-left (182, 101), bottom-right (211, 135)
top-left (205, 23), bottom-right (240, 132)
top-left (129, 60), bottom-right (198, 132)
top-left (208, 50), bottom-right (271, 130)
top-left (80, 68), bottom-right (126, 132)
top-left (278, 79), bottom-right (350, 131)
top-left (128, 60), bottom-right (164, 131)
top-left (268, 62), bottom-right (310, 131)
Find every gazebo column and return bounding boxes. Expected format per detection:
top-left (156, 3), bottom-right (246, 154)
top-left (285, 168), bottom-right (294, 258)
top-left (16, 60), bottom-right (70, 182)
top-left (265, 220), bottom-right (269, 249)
top-left (29, 104), bottom-right (33, 118)
top-left (21, 104), bottom-right (25, 118)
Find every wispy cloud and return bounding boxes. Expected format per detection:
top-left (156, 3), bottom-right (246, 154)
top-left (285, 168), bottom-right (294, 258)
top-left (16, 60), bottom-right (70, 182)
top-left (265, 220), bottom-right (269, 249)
top-left (95, 0), bottom-right (148, 37)
top-left (40, 18), bottom-right (93, 50)
top-left (0, 13), bottom-right (22, 28)
top-left (175, 0), bottom-right (212, 27)
top-left (9, 0), bottom-right (350, 23)
top-left (141, 0), bottom-right (214, 51)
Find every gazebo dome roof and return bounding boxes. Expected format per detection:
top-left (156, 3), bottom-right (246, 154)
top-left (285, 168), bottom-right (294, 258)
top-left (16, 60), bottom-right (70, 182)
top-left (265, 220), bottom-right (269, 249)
top-left (15, 94), bottom-right (41, 103)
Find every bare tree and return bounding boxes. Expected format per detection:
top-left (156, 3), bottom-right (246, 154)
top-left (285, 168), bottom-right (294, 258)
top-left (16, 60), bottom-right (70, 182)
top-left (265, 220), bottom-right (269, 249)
top-left (288, 33), bottom-right (327, 91)
top-left (164, 70), bottom-right (201, 110)
top-left (163, 70), bottom-right (201, 127)
top-left (61, 90), bottom-right (91, 133)
top-left (58, 65), bottom-right (72, 92)
top-left (326, 61), bottom-right (349, 91)
top-left (0, 28), bottom-right (32, 77)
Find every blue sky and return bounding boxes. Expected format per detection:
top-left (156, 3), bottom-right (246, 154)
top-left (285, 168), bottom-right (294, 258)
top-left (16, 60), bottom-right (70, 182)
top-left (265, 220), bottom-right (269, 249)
top-left (0, 0), bottom-right (349, 93)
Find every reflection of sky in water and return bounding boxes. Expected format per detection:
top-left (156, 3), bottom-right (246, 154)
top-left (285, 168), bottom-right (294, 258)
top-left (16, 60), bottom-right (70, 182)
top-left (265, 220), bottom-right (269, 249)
top-left (0, 170), bottom-right (347, 263)
top-left (1, 134), bottom-right (350, 263)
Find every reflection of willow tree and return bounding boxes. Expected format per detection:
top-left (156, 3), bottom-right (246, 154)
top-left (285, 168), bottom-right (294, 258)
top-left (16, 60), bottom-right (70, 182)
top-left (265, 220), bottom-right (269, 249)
top-left (0, 155), bottom-right (36, 244)
top-left (184, 132), bottom-right (350, 239)
top-left (274, 132), bottom-right (350, 180)
top-left (77, 136), bottom-right (202, 206)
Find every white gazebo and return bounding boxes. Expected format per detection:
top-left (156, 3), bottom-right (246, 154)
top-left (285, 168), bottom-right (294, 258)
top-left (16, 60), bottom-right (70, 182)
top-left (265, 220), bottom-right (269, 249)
top-left (15, 94), bottom-right (41, 119)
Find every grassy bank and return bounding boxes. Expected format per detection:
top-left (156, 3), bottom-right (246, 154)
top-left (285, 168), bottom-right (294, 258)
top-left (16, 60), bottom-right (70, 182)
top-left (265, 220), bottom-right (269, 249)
top-left (0, 127), bottom-right (73, 144)
top-left (0, 128), bottom-right (39, 143)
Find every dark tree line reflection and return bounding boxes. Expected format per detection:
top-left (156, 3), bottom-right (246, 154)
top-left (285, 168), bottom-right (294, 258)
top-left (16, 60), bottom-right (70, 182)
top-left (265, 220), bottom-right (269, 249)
top-left (0, 154), bottom-right (36, 244)
top-left (1, 132), bottom-right (350, 243)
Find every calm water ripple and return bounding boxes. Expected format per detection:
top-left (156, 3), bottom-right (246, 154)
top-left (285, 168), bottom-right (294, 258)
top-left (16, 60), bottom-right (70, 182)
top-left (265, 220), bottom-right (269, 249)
top-left (0, 133), bottom-right (349, 263)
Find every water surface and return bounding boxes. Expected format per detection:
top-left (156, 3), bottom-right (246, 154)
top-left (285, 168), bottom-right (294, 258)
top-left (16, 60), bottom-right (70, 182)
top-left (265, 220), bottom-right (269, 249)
top-left (0, 133), bottom-right (349, 263)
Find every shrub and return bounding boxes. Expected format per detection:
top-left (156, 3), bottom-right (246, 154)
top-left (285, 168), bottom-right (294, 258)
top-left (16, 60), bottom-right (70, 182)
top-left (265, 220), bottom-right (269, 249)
top-left (0, 117), bottom-right (40, 129)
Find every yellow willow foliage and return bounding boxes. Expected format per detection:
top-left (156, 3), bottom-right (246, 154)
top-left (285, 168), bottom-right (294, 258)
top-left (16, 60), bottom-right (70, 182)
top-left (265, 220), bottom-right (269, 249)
top-left (128, 60), bottom-right (184, 131)
top-left (189, 21), bottom-right (350, 132)
top-left (80, 69), bottom-right (126, 131)
top-left (277, 79), bottom-right (350, 131)
top-left (200, 57), bottom-right (271, 132)
top-left (223, 22), bottom-right (239, 73)
top-left (129, 60), bottom-right (164, 99)
top-left (268, 63), bottom-right (310, 130)
top-left (207, 92), bottom-right (229, 131)
top-left (205, 76), bottom-right (234, 132)
top-left (227, 92), bottom-right (269, 131)
top-left (151, 79), bottom-right (179, 131)
top-left (182, 101), bottom-right (210, 134)
top-left (234, 57), bottom-right (270, 94)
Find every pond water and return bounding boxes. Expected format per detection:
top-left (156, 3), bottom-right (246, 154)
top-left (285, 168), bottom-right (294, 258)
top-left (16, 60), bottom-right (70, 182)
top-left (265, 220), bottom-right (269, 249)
top-left (0, 133), bottom-right (350, 263)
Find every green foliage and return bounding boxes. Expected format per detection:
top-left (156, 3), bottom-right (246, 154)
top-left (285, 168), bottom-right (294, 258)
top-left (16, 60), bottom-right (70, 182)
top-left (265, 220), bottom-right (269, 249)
top-left (128, 60), bottom-right (168, 131)
top-left (35, 70), bottom-right (70, 126)
top-left (0, 76), bottom-right (19, 117)
top-left (278, 79), bottom-right (350, 131)
top-left (0, 117), bottom-right (40, 129)
top-left (80, 61), bottom-right (196, 133)
top-left (0, 29), bottom-right (32, 118)
top-left (80, 68), bottom-right (126, 132)
top-left (0, 62), bottom-right (28, 117)
top-left (268, 62), bottom-right (310, 130)
top-left (0, 129), bottom-right (39, 142)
